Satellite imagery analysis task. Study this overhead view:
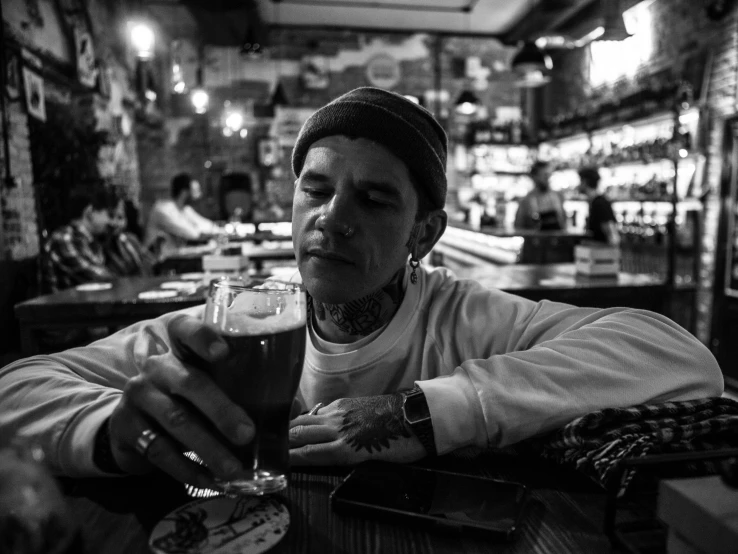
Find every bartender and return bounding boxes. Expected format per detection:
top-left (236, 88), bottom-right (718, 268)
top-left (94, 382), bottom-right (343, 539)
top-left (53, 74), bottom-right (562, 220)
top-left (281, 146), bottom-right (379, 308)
top-left (514, 161), bottom-right (567, 231)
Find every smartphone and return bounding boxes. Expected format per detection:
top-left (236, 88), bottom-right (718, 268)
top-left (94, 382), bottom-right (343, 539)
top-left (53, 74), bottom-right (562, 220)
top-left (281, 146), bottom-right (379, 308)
top-left (330, 461), bottom-right (529, 540)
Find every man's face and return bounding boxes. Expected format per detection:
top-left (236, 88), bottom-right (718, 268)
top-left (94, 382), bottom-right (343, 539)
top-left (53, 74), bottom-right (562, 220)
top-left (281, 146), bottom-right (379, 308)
top-left (533, 166), bottom-right (551, 190)
top-left (188, 180), bottom-right (202, 204)
top-left (87, 206), bottom-right (112, 237)
top-left (108, 200), bottom-right (127, 235)
top-left (292, 136), bottom-right (420, 305)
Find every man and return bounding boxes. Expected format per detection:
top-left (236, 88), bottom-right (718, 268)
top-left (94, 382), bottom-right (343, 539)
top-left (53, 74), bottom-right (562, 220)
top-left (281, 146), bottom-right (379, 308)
top-left (0, 88), bottom-right (722, 488)
top-left (42, 187), bottom-right (117, 293)
top-left (514, 161), bottom-right (567, 231)
top-left (143, 173), bottom-right (219, 258)
top-left (578, 166), bottom-right (620, 246)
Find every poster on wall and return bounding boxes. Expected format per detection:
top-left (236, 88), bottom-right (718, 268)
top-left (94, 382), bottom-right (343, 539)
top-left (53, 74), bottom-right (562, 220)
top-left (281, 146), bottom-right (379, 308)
top-left (22, 67), bottom-right (46, 121)
top-left (74, 28), bottom-right (98, 88)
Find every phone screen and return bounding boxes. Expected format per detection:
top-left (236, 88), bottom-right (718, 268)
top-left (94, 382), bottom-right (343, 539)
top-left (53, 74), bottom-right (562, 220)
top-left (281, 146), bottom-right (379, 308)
top-left (331, 462), bottom-right (528, 537)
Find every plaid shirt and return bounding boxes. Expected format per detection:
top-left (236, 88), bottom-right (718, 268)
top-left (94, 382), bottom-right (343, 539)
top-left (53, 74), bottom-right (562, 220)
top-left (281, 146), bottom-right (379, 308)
top-left (43, 222), bottom-right (116, 293)
top-left (529, 397), bottom-right (738, 496)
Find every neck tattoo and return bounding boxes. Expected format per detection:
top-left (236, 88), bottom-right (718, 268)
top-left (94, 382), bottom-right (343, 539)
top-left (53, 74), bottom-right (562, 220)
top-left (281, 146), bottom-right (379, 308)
top-left (309, 267), bottom-right (406, 339)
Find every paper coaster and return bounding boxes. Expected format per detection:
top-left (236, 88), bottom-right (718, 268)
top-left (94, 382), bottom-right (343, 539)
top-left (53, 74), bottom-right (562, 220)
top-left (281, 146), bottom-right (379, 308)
top-left (138, 289), bottom-right (179, 300)
top-left (76, 282), bottom-right (112, 291)
top-left (180, 272), bottom-right (206, 281)
top-left (161, 281), bottom-right (199, 291)
top-left (149, 496), bottom-right (289, 554)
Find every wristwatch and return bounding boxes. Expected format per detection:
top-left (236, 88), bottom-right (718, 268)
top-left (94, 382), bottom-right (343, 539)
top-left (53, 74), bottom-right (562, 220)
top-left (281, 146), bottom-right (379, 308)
top-left (401, 386), bottom-right (437, 457)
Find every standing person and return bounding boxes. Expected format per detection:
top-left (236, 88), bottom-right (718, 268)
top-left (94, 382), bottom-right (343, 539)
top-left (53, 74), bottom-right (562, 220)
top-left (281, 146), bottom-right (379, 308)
top-left (514, 161), bottom-right (567, 231)
top-left (143, 173), bottom-right (220, 258)
top-left (0, 88), bottom-right (722, 486)
top-left (578, 166), bottom-right (620, 246)
top-left (42, 188), bottom-right (117, 293)
top-left (105, 195), bottom-right (154, 277)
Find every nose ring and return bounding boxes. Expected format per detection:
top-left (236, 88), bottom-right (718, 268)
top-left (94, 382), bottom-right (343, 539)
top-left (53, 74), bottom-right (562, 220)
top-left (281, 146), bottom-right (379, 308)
top-left (343, 225), bottom-right (354, 238)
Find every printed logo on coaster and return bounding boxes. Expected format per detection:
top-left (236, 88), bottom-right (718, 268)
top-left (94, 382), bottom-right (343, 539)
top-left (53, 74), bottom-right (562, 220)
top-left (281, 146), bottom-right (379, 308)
top-left (149, 496), bottom-right (289, 554)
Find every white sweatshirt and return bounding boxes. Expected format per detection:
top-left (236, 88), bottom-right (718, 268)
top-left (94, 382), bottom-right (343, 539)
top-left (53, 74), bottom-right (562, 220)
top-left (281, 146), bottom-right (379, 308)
top-left (0, 264), bottom-right (723, 477)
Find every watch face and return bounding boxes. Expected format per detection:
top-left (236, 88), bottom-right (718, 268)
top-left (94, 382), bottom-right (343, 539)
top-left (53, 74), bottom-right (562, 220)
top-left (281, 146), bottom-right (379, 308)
top-left (404, 392), bottom-right (430, 424)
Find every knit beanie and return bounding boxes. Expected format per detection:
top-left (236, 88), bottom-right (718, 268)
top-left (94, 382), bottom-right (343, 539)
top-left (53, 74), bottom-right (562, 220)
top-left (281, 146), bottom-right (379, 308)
top-left (292, 87), bottom-right (448, 209)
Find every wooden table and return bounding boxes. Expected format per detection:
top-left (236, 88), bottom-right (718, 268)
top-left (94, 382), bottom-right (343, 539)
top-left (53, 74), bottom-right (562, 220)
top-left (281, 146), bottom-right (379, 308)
top-left (14, 264), bottom-right (682, 356)
top-left (58, 449), bottom-right (631, 554)
top-left (14, 276), bottom-right (207, 355)
top-left (157, 242), bottom-right (295, 275)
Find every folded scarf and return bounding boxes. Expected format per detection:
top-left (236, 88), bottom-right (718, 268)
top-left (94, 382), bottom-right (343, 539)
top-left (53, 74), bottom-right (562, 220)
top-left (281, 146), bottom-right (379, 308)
top-left (528, 397), bottom-right (738, 497)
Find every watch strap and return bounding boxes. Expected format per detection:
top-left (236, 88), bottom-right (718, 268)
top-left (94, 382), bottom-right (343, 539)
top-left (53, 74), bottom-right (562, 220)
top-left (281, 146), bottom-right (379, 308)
top-left (402, 387), bottom-right (437, 457)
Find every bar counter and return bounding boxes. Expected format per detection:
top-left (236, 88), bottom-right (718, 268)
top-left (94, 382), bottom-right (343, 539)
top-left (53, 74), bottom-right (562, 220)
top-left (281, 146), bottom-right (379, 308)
top-left (436, 221), bottom-right (588, 265)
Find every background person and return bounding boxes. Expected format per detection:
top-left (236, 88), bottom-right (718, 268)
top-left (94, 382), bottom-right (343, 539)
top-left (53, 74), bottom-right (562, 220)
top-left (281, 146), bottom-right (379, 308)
top-left (578, 166), bottom-right (620, 246)
top-left (42, 187), bottom-right (117, 293)
top-left (105, 194), bottom-right (154, 277)
top-left (0, 88), bottom-right (722, 488)
top-left (143, 173), bottom-right (220, 258)
top-left (514, 161), bottom-right (567, 231)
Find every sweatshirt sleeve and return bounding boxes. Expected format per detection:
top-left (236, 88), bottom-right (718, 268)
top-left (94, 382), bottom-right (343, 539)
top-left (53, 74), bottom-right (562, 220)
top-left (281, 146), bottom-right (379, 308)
top-left (0, 305), bottom-right (205, 477)
top-left (418, 283), bottom-right (724, 455)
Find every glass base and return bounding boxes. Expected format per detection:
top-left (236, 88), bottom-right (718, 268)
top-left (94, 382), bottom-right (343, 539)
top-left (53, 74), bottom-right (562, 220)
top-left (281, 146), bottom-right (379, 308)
top-left (214, 470), bottom-right (287, 496)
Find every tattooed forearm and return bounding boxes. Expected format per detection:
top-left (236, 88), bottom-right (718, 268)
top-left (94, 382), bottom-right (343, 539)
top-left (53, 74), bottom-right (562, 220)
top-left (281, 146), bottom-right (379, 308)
top-left (337, 395), bottom-right (411, 454)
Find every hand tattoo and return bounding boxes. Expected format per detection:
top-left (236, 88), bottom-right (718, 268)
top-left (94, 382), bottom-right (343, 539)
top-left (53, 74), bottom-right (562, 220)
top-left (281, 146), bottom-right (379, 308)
top-left (337, 395), bottom-right (411, 454)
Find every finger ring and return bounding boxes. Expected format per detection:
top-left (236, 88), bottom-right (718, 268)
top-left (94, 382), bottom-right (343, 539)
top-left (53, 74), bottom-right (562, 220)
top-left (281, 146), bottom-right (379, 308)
top-left (308, 402), bottom-right (324, 416)
top-left (135, 428), bottom-right (160, 457)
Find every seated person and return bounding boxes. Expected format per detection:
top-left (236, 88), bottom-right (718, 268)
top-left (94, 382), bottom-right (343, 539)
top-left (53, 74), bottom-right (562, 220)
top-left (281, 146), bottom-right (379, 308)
top-left (104, 195), bottom-right (154, 277)
top-left (0, 88), bottom-right (723, 487)
top-left (143, 173), bottom-right (219, 258)
top-left (42, 187), bottom-right (117, 293)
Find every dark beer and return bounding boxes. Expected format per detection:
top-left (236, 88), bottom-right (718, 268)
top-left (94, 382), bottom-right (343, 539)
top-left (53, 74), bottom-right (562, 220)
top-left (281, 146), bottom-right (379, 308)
top-left (211, 322), bottom-right (306, 495)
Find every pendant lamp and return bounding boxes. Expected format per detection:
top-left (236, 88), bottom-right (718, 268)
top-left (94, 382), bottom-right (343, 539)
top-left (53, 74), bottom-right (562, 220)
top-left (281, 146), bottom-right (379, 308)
top-left (454, 89), bottom-right (480, 115)
top-left (595, 0), bottom-right (632, 41)
top-left (511, 42), bottom-right (552, 74)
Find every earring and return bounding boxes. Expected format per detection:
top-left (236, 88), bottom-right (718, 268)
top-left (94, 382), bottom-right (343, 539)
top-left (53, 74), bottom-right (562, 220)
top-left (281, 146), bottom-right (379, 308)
top-left (409, 256), bottom-right (420, 285)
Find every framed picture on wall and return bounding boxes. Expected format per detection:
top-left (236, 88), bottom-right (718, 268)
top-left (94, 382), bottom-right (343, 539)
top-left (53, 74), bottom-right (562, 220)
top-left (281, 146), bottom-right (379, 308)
top-left (22, 67), bottom-right (46, 121)
top-left (5, 53), bottom-right (21, 101)
top-left (258, 138), bottom-right (280, 167)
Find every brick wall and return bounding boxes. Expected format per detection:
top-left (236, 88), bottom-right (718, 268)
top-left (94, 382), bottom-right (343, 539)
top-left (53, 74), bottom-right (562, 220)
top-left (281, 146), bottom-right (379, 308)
top-left (137, 29), bottom-right (519, 221)
top-left (0, 99), bottom-right (39, 259)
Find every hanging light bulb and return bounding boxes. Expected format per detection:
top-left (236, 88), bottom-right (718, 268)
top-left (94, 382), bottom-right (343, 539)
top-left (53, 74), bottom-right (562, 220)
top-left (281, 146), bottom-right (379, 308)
top-left (225, 110), bottom-right (244, 131)
top-left (129, 23), bottom-right (155, 60)
top-left (191, 89), bottom-right (209, 114)
top-left (454, 90), bottom-right (480, 115)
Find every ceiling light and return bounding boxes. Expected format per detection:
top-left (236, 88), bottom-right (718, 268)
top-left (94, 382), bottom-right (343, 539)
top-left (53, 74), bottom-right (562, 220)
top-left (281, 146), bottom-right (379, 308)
top-left (455, 90), bottom-right (480, 115)
top-left (514, 70), bottom-right (552, 88)
top-left (511, 42), bottom-right (553, 74)
top-left (225, 111), bottom-right (243, 131)
top-left (130, 23), bottom-right (155, 60)
top-left (191, 89), bottom-right (209, 113)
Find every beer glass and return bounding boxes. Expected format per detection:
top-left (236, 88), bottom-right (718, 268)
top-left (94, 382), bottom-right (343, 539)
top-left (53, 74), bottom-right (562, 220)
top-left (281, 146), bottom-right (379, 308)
top-left (203, 278), bottom-right (307, 495)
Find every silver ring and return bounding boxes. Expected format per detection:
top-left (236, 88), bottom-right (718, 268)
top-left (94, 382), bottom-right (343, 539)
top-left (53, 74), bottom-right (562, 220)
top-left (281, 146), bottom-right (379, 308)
top-left (308, 402), bottom-right (324, 416)
top-left (135, 428), bottom-right (159, 457)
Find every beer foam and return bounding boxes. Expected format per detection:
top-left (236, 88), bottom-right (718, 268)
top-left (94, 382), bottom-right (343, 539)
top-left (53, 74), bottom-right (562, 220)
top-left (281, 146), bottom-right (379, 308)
top-left (224, 290), bottom-right (306, 335)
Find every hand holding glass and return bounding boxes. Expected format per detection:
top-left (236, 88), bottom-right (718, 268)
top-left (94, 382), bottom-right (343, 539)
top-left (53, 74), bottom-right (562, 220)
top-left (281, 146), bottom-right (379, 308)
top-left (203, 279), bottom-right (306, 495)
